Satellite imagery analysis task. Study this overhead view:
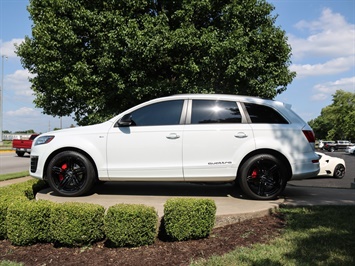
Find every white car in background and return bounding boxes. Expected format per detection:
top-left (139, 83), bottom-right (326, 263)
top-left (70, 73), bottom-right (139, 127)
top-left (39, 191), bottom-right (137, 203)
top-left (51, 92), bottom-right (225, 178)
top-left (317, 152), bottom-right (346, 179)
top-left (345, 146), bottom-right (355, 155)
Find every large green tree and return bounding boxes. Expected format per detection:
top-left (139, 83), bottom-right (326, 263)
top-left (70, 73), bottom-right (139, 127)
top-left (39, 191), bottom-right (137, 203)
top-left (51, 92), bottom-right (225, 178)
top-left (309, 90), bottom-right (355, 141)
top-left (17, 0), bottom-right (295, 125)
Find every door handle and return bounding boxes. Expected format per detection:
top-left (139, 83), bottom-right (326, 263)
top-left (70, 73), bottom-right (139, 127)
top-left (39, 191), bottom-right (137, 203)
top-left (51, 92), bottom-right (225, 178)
top-left (234, 132), bottom-right (247, 138)
top-left (166, 133), bottom-right (180, 139)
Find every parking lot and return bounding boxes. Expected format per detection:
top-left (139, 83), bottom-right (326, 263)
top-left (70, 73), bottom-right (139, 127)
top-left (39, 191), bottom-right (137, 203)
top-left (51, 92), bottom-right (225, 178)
top-left (289, 151), bottom-right (355, 188)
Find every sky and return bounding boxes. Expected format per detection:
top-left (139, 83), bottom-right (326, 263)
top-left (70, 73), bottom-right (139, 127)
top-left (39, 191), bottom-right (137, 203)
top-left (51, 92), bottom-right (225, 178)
top-left (0, 0), bottom-right (354, 134)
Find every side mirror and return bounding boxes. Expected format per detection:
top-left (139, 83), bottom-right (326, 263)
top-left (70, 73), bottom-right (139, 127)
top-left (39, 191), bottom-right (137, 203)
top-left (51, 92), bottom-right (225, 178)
top-left (117, 114), bottom-right (133, 127)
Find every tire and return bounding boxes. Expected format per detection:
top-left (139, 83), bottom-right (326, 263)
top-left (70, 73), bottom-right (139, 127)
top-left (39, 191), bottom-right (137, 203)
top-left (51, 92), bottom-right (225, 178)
top-left (238, 154), bottom-right (288, 200)
top-left (333, 164), bottom-right (345, 179)
top-left (46, 151), bottom-right (96, 197)
top-left (16, 151), bottom-right (25, 157)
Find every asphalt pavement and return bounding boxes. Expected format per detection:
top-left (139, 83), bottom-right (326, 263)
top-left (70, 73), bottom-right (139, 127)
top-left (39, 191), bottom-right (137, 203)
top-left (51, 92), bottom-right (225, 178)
top-left (2, 150), bottom-right (355, 228)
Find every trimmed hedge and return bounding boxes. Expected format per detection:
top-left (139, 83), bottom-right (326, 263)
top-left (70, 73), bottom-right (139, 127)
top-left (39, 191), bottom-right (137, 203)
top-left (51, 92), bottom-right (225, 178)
top-left (0, 179), bottom-right (48, 239)
top-left (104, 204), bottom-right (158, 247)
top-left (0, 201), bottom-right (7, 239)
top-left (50, 202), bottom-right (105, 246)
top-left (6, 200), bottom-right (54, 245)
top-left (163, 198), bottom-right (216, 241)
top-left (0, 179), bottom-right (217, 247)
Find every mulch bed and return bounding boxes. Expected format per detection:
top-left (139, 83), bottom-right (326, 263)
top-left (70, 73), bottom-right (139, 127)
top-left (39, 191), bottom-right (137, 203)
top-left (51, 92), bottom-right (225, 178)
top-left (0, 213), bottom-right (285, 266)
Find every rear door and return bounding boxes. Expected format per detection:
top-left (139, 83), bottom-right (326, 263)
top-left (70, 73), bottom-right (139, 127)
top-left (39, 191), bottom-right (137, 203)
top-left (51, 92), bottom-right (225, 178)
top-left (182, 99), bottom-right (255, 181)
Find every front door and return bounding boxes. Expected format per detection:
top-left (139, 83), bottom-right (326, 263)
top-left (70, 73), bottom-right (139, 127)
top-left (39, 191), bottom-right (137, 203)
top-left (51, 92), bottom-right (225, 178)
top-left (106, 100), bottom-right (185, 180)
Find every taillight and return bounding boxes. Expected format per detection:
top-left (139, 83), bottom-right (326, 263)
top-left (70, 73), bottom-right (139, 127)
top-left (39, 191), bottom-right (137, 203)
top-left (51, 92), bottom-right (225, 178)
top-left (303, 130), bottom-right (315, 143)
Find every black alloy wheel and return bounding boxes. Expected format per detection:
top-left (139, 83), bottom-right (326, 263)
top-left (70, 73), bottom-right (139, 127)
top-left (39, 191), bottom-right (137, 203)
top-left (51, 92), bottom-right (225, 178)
top-left (333, 164), bottom-right (345, 179)
top-left (46, 151), bottom-right (95, 197)
top-left (238, 154), bottom-right (288, 200)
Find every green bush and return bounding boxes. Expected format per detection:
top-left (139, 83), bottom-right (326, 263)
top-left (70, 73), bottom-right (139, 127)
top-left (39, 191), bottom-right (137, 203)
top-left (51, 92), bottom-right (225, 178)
top-left (163, 198), bottom-right (216, 241)
top-left (0, 179), bottom-right (47, 202)
top-left (0, 260), bottom-right (23, 266)
top-left (0, 179), bottom-right (47, 239)
top-left (6, 200), bottom-right (54, 245)
top-left (50, 202), bottom-right (105, 246)
top-left (104, 204), bottom-right (158, 247)
top-left (0, 201), bottom-right (7, 239)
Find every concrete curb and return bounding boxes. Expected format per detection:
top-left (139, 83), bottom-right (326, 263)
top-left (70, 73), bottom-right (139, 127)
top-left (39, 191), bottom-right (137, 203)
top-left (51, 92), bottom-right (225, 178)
top-left (0, 176), bottom-right (34, 187)
top-left (36, 182), bottom-right (284, 228)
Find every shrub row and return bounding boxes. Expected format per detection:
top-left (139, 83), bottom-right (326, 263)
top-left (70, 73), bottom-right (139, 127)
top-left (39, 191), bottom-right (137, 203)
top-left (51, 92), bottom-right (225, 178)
top-left (0, 179), bottom-right (216, 247)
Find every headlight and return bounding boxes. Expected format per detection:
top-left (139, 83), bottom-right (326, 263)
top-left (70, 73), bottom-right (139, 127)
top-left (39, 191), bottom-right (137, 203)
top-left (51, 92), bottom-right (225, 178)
top-left (34, 135), bottom-right (55, 146)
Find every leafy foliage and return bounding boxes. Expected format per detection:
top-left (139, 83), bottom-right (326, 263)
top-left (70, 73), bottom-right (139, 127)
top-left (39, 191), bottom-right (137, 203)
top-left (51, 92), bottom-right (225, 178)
top-left (309, 90), bottom-right (355, 140)
top-left (104, 204), bottom-right (158, 247)
top-left (0, 179), bottom-right (48, 239)
top-left (163, 198), bottom-right (216, 241)
top-left (50, 202), bottom-right (105, 246)
top-left (17, 0), bottom-right (295, 125)
top-left (6, 200), bottom-right (54, 245)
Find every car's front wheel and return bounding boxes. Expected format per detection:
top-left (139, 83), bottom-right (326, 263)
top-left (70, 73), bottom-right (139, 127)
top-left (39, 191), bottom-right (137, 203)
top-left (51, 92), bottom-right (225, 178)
top-left (46, 151), bottom-right (96, 197)
top-left (238, 154), bottom-right (288, 200)
top-left (333, 164), bottom-right (345, 179)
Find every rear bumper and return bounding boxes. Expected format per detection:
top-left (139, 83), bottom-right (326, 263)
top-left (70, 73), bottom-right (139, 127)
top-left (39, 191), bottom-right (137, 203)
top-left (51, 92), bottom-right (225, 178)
top-left (13, 148), bottom-right (31, 152)
top-left (290, 163), bottom-right (320, 180)
top-left (289, 152), bottom-right (320, 180)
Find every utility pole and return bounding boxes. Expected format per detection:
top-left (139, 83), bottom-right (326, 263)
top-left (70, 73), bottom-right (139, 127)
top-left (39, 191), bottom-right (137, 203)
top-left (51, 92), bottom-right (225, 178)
top-left (0, 55), bottom-right (8, 143)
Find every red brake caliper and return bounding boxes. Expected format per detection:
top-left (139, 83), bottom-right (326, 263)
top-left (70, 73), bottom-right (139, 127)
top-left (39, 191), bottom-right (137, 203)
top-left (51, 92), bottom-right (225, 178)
top-left (251, 169), bottom-right (258, 178)
top-left (59, 163), bottom-right (68, 181)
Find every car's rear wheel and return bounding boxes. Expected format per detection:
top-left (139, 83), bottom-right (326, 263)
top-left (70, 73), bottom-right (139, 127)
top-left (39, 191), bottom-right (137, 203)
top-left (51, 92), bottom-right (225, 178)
top-left (333, 164), bottom-right (345, 179)
top-left (238, 154), bottom-right (288, 200)
top-left (46, 151), bottom-right (95, 197)
top-left (16, 151), bottom-right (25, 157)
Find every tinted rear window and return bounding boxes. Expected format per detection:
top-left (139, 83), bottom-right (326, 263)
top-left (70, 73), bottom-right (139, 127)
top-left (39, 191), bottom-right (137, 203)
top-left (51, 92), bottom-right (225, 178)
top-left (244, 103), bottom-right (288, 124)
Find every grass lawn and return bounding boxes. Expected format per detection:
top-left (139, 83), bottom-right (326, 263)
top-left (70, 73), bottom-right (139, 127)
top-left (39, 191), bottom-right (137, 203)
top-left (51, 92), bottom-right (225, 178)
top-left (0, 171), bottom-right (29, 182)
top-left (192, 206), bottom-right (355, 265)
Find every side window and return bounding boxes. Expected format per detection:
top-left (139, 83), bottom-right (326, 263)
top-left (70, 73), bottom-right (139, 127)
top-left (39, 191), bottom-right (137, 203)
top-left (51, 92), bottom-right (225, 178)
top-left (129, 100), bottom-right (184, 126)
top-left (244, 103), bottom-right (288, 124)
top-left (191, 100), bottom-right (241, 124)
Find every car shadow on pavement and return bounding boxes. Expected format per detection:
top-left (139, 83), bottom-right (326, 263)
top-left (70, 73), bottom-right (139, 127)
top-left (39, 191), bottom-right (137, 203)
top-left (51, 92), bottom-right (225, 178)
top-left (90, 181), bottom-right (244, 198)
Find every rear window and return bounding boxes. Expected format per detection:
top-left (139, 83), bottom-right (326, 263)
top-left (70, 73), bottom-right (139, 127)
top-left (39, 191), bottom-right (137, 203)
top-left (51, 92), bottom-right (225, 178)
top-left (191, 100), bottom-right (242, 124)
top-left (244, 103), bottom-right (288, 124)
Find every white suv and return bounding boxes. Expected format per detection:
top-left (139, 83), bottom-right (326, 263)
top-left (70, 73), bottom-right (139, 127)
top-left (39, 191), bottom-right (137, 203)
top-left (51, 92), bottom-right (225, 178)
top-left (30, 94), bottom-right (319, 200)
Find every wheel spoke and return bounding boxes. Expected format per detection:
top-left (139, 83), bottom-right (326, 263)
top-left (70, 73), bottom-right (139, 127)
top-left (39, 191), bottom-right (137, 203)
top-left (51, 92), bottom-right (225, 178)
top-left (59, 175), bottom-right (71, 189)
top-left (246, 174), bottom-right (256, 182)
top-left (257, 182), bottom-right (266, 196)
top-left (66, 157), bottom-right (74, 170)
top-left (73, 166), bottom-right (85, 176)
top-left (52, 166), bottom-right (62, 175)
top-left (266, 164), bottom-right (278, 175)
